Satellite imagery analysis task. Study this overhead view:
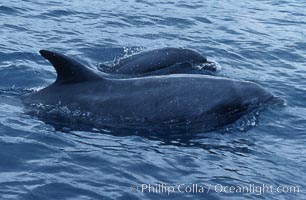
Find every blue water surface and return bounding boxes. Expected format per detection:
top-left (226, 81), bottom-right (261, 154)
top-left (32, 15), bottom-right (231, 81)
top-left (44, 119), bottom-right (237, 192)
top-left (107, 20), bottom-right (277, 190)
top-left (0, 0), bottom-right (306, 199)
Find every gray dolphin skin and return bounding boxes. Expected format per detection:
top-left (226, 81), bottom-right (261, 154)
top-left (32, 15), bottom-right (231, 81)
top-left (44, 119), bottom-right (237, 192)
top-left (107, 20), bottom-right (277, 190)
top-left (98, 47), bottom-right (217, 77)
top-left (22, 50), bottom-right (274, 132)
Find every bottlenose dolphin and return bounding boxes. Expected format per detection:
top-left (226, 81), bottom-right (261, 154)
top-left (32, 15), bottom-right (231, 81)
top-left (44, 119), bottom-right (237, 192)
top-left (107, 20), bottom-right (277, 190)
top-left (98, 47), bottom-right (218, 77)
top-left (22, 50), bottom-right (274, 132)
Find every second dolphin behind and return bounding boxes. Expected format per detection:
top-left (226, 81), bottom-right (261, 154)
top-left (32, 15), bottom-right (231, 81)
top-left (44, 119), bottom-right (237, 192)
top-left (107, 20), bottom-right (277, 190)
top-left (98, 47), bottom-right (219, 77)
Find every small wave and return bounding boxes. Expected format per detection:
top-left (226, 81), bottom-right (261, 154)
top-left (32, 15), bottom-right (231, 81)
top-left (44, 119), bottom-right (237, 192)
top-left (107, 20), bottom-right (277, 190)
top-left (0, 5), bottom-right (20, 15)
top-left (122, 46), bottom-right (146, 58)
top-left (193, 59), bottom-right (222, 71)
top-left (222, 96), bottom-right (285, 133)
top-left (225, 110), bottom-right (260, 133)
top-left (0, 87), bottom-right (34, 97)
top-left (111, 46), bottom-right (146, 65)
top-left (42, 9), bottom-right (75, 17)
top-left (192, 16), bottom-right (213, 24)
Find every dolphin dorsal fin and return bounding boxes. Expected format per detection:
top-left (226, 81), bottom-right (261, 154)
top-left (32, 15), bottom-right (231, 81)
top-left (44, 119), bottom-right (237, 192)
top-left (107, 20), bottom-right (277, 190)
top-left (39, 50), bottom-right (101, 84)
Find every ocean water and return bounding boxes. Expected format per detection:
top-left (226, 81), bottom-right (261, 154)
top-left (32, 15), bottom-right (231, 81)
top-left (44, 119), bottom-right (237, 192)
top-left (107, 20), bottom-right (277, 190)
top-left (0, 0), bottom-right (305, 199)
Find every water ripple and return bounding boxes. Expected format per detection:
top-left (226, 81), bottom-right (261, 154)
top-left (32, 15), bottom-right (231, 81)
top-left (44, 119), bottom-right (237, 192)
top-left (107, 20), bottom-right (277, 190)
top-left (0, 0), bottom-right (305, 199)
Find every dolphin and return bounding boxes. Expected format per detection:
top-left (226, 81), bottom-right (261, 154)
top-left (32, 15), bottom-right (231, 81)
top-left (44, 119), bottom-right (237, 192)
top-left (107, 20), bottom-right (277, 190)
top-left (22, 50), bottom-right (274, 133)
top-left (98, 47), bottom-right (218, 77)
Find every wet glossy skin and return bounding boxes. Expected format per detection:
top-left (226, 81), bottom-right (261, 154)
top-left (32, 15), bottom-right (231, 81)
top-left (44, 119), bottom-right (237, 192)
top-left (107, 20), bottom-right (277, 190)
top-left (22, 50), bottom-right (273, 130)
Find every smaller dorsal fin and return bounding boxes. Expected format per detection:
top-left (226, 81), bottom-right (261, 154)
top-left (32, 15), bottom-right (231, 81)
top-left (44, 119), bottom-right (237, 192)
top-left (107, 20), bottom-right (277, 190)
top-left (39, 50), bottom-right (101, 84)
